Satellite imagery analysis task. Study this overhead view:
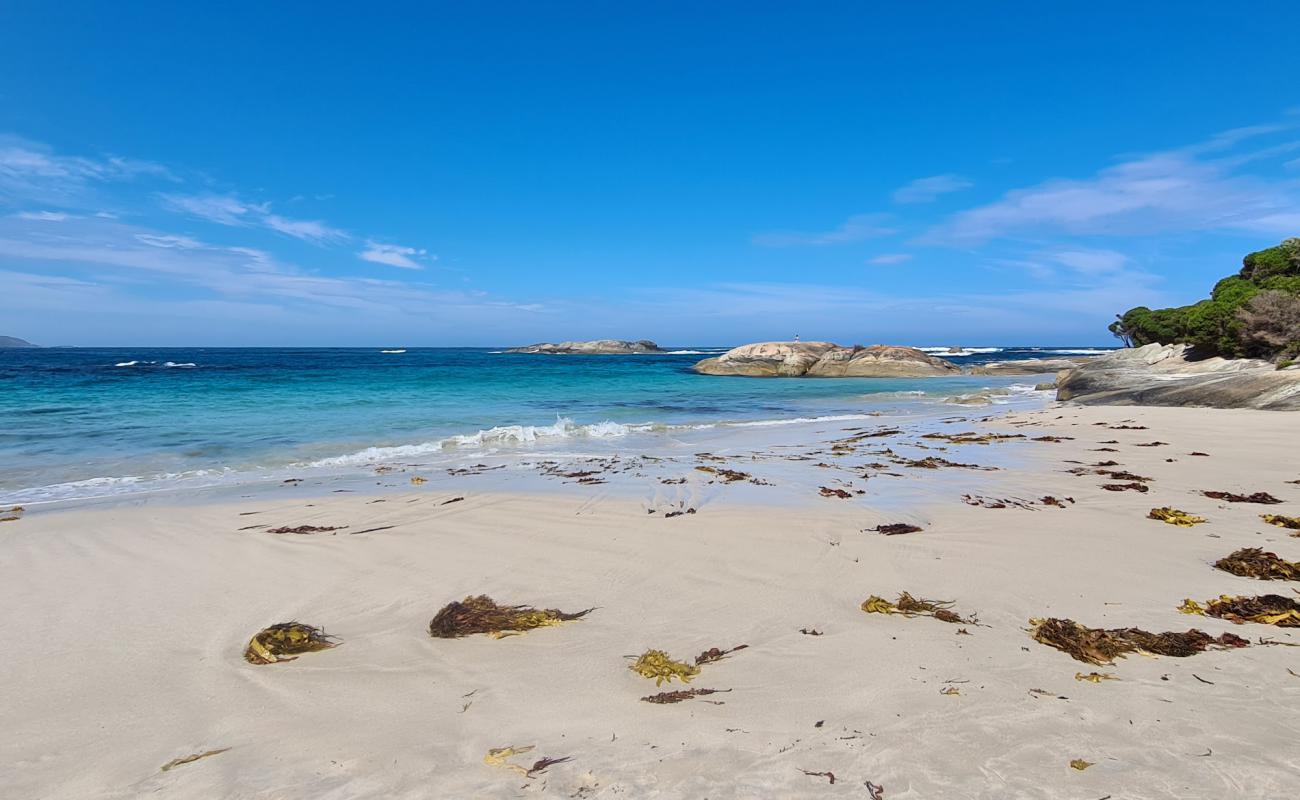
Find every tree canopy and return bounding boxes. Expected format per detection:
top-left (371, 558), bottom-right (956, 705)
top-left (1110, 238), bottom-right (1300, 361)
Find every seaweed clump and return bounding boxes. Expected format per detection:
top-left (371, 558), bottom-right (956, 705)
top-left (862, 592), bottom-right (974, 624)
top-left (629, 649), bottom-right (702, 686)
top-left (1029, 617), bottom-right (1248, 665)
top-left (0, 505), bottom-right (23, 522)
top-left (870, 523), bottom-right (924, 535)
top-left (1201, 595), bottom-right (1300, 627)
top-left (641, 688), bottom-right (730, 704)
top-left (1261, 514), bottom-right (1300, 530)
top-left (244, 622), bottom-right (337, 664)
top-left (428, 595), bottom-right (591, 639)
top-left (1148, 507), bottom-right (1207, 527)
top-left (1202, 490), bottom-right (1282, 504)
top-left (1213, 548), bottom-right (1300, 581)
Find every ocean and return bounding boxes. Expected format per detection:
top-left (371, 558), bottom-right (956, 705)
top-left (0, 346), bottom-right (1114, 504)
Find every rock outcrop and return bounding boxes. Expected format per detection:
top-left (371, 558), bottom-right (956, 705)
top-left (504, 339), bottom-right (665, 355)
top-left (1056, 343), bottom-right (1300, 410)
top-left (967, 357), bottom-right (1093, 375)
top-left (0, 336), bottom-right (38, 348)
top-left (692, 342), bottom-right (960, 377)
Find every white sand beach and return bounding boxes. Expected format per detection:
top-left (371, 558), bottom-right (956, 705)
top-left (2, 404), bottom-right (1298, 799)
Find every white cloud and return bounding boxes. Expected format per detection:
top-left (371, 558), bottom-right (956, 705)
top-left (135, 233), bottom-right (204, 249)
top-left (15, 210), bottom-right (70, 221)
top-left (1049, 248), bottom-right (1128, 275)
top-left (159, 192), bottom-right (261, 226)
top-left (263, 213), bottom-right (348, 244)
top-left (892, 174), bottom-right (973, 204)
top-left (161, 192), bottom-right (348, 244)
top-left (358, 241), bottom-right (433, 269)
top-left (868, 253), bottom-right (913, 265)
top-left (753, 213), bottom-right (896, 247)
top-left (928, 125), bottom-right (1300, 242)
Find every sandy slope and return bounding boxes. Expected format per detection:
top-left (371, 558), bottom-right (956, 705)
top-left (2, 405), bottom-right (1298, 799)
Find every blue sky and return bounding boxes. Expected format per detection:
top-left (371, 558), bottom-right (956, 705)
top-left (3, 2), bottom-right (1300, 347)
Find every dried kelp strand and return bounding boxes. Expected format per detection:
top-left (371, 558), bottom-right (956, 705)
top-left (629, 649), bottom-right (701, 686)
top-left (1202, 490), bottom-right (1282, 504)
top-left (1148, 508), bottom-right (1207, 526)
top-left (641, 688), bottom-right (731, 704)
top-left (1261, 514), bottom-right (1300, 530)
top-left (428, 595), bottom-right (591, 638)
top-left (1028, 617), bottom-right (1248, 665)
top-left (871, 523), bottom-right (924, 535)
top-left (862, 592), bottom-right (974, 624)
top-left (160, 747), bottom-right (231, 772)
top-left (694, 644), bottom-right (748, 665)
top-left (265, 524), bottom-right (348, 534)
top-left (1213, 548), bottom-right (1300, 581)
top-left (244, 622), bottom-right (336, 665)
top-left (1203, 594), bottom-right (1300, 627)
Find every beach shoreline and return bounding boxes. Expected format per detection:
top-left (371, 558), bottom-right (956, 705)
top-left (2, 403), bottom-right (1298, 798)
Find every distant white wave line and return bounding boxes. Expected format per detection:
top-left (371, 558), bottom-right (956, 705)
top-left (306, 413), bottom-right (886, 468)
top-left (113, 360), bottom-right (196, 368)
top-left (915, 346), bottom-right (1003, 355)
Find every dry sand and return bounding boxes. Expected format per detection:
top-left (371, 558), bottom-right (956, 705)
top-left (2, 404), bottom-right (1298, 798)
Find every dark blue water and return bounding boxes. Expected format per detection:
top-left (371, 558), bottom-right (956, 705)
top-left (0, 346), bottom-right (1111, 500)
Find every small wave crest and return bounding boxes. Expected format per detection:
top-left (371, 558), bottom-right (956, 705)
top-left (916, 346), bottom-right (1003, 356)
top-left (113, 360), bottom-right (196, 368)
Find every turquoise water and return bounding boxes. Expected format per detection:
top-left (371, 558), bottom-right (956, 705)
top-left (0, 346), bottom-right (1109, 502)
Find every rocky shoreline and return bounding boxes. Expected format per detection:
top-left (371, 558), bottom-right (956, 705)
top-left (504, 339), bottom-right (665, 354)
top-left (1056, 343), bottom-right (1300, 410)
top-left (692, 342), bottom-right (961, 377)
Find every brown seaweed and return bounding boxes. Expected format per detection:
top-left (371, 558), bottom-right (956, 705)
top-left (266, 524), bottom-right (348, 534)
top-left (922, 432), bottom-right (1025, 445)
top-left (695, 644), bottom-right (749, 665)
top-left (1029, 617), bottom-right (1248, 665)
top-left (160, 747), bottom-right (231, 772)
top-left (1261, 514), bottom-right (1300, 530)
top-left (819, 486), bottom-right (852, 498)
top-left (862, 592), bottom-right (975, 624)
top-left (244, 622), bottom-right (337, 664)
top-left (695, 466), bottom-right (751, 483)
top-left (641, 688), bottom-right (731, 704)
top-left (428, 595), bottom-right (591, 638)
top-left (1202, 490), bottom-right (1283, 504)
top-left (0, 505), bottom-right (23, 522)
top-left (1101, 482), bottom-right (1149, 493)
top-left (871, 523), bottom-right (924, 535)
top-left (1214, 548), bottom-right (1300, 581)
top-left (1203, 594), bottom-right (1300, 627)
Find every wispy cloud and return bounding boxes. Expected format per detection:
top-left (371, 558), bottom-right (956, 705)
top-left (161, 192), bottom-right (347, 244)
top-left (927, 125), bottom-right (1300, 242)
top-left (14, 210), bottom-right (70, 221)
top-left (892, 174), bottom-right (973, 204)
top-left (867, 253), bottom-right (913, 265)
top-left (753, 213), bottom-right (896, 247)
top-left (357, 241), bottom-right (433, 269)
top-left (262, 213), bottom-right (348, 244)
top-left (0, 214), bottom-right (530, 321)
top-left (0, 134), bottom-right (176, 208)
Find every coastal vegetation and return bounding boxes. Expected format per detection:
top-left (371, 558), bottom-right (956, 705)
top-left (1110, 237), bottom-right (1300, 361)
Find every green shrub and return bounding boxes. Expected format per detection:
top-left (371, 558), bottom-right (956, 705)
top-left (1111, 237), bottom-right (1300, 358)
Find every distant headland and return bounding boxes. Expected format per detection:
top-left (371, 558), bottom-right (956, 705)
top-left (0, 336), bottom-right (38, 348)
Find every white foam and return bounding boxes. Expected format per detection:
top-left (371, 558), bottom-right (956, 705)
top-left (1040, 349), bottom-right (1113, 355)
top-left (163, 362), bottom-right (196, 368)
top-left (915, 347), bottom-right (1003, 356)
